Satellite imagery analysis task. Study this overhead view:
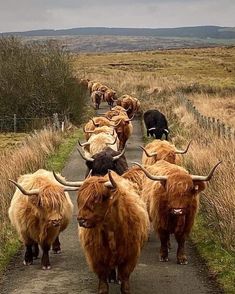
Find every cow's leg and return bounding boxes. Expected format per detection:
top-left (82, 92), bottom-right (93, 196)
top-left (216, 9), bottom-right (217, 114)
top-left (118, 264), bottom-right (131, 294)
top-left (159, 229), bottom-right (169, 262)
top-left (41, 243), bottom-right (51, 270)
top-left (167, 235), bottom-right (171, 251)
top-left (175, 233), bottom-right (188, 265)
top-left (32, 242), bottom-right (39, 259)
top-left (97, 273), bottom-right (109, 294)
top-left (108, 268), bottom-right (118, 283)
top-left (52, 236), bottom-right (61, 254)
top-left (24, 243), bottom-right (33, 265)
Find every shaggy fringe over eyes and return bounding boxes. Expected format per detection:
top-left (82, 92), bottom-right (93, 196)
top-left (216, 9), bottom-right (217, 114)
top-left (78, 177), bottom-right (109, 209)
top-left (38, 185), bottom-right (66, 212)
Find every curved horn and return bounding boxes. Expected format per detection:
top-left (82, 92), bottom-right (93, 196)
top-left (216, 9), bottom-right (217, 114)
top-left (53, 171), bottom-right (84, 187)
top-left (104, 170), bottom-right (117, 188)
top-left (125, 114), bottom-right (135, 122)
top-left (164, 129), bottom-right (169, 134)
top-left (77, 147), bottom-right (94, 162)
top-left (83, 126), bottom-right (95, 134)
top-left (106, 116), bottom-right (116, 122)
top-left (90, 118), bottom-right (99, 127)
top-left (124, 106), bottom-right (131, 112)
top-left (132, 162), bottom-right (168, 181)
top-left (139, 146), bottom-right (157, 157)
top-left (191, 161), bottom-right (222, 181)
top-left (9, 179), bottom-right (39, 196)
top-left (175, 140), bottom-right (192, 154)
top-left (112, 148), bottom-right (125, 161)
top-left (107, 136), bottom-right (118, 146)
top-left (78, 139), bottom-right (90, 147)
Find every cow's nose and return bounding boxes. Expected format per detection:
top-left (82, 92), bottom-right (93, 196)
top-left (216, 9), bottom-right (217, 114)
top-left (77, 217), bottom-right (86, 225)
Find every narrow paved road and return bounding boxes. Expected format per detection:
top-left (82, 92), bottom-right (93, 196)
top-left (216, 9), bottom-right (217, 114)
top-left (0, 104), bottom-right (222, 294)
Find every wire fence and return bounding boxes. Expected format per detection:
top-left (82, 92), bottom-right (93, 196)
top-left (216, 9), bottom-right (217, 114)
top-left (176, 95), bottom-right (235, 141)
top-left (0, 113), bottom-right (70, 133)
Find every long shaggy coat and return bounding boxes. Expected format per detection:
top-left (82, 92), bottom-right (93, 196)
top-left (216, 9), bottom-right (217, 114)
top-left (78, 172), bottom-right (149, 283)
top-left (8, 169), bottom-right (73, 246)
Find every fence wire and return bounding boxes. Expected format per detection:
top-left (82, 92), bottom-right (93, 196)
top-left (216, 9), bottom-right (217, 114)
top-left (177, 95), bottom-right (235, 141)
top-left (0, 113), bottom-right (69, 133)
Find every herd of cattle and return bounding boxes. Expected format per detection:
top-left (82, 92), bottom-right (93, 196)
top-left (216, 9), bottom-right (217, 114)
top-left (8, 80), bottom-right (221, 294)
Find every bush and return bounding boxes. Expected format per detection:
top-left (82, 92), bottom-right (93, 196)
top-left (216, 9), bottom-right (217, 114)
top-left (0, 37), bottom-right (88, 125)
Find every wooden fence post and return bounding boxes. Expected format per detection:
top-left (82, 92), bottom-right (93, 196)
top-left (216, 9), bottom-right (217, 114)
top-left (14, 114), bottom-right (17, 133)
top-left (53, 113), bottom-right (60, 131)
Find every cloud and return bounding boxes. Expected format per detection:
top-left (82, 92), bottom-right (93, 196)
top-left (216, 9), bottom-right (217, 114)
top-left (0, 0), bottom-right (234, 32)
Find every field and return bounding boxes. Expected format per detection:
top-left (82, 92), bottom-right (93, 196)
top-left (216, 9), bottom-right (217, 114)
top-left (74, 46), bottom-right (235, 127)
top-left (74, 46), bottom-right (235, 291)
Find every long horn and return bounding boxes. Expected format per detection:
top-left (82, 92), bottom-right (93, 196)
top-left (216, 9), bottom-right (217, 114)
top-left (64, 187), bottom-right (80, 191)
top-left (104, 170), bottom-right (117, 188)
top-left (78, 139), bottom-right (90, 147)
top-left (132, 162), bottom-right (167, 181)
top-left (124, 106), bottom-right (131, 112)
top-left (139, 146), bottom-right (157, 157)
top-left (53, 171), bottom-right (84, 187)
top-left (112, 148), bottom-right (125, 161)
top-left (191, 161), bottom-right (222, 181)
top-left (125, 114), bottom-right (135, 122)
top-left (175, 140), bottom-right (192, 154)
top-left (107, 136), bottom-right (118, 146)
top-left (77, 147), bottom-right (94, 162)
top-left (91, 118), bottom-right (99, 127)
top-left (83, 126), bottom-right (95, 134)
top-left (9, 180), bottom-right (39, 196)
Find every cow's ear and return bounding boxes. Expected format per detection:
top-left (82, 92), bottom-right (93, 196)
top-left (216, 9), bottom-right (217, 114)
top-left (160, 180), bottom-right (167, 190)
top-left (192, 181), bottom-right (206, 194)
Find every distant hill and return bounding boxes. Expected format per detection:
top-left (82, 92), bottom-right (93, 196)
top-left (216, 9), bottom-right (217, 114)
top-left (2, 26), bottom-right (235, 39)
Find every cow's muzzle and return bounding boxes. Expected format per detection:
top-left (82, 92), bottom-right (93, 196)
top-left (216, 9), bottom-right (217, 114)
top-left (170, 208), bottom-right (186, 215)
top-left (77, 218), bottom-right (95, 228)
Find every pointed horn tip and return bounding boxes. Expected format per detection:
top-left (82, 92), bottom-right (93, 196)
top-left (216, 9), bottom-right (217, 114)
top-left (9, 179), bottom-right (16, 185)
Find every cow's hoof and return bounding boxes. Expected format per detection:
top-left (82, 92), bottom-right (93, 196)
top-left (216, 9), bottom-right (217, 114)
top-left (177, 257), bottom-right (188, 265)
top-left (42, 265), bottom-right (51, 270)
top-left (53, 249), bottom-right (61, 254)
top-left (159, 256), bottom-right (169, 262)
top-left (23, 260), bottom-right (33, 266)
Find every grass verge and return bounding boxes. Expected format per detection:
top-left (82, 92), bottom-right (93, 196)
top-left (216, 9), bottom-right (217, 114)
top-left (0, 128), bottom-right (83, 275)
top-left (192, 215), bottom-right (235, 293)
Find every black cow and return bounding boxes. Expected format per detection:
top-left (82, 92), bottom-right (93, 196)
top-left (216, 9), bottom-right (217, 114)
top-left (143, 109), bottom-right (169, 140)
top-left (77, 147), bottom-right (128, 177)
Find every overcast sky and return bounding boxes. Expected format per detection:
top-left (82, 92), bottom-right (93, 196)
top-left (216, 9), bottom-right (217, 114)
top-left (0, 0), bottom-right (234, 32)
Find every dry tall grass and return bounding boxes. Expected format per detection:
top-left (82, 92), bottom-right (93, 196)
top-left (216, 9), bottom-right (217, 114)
top-left (0, 128), bottom-right (63, 248)
top-left (172, 102), bottom-right (235, 251)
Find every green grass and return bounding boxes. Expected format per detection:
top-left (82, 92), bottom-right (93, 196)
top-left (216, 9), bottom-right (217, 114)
top-left (0, 128), bottom-right (83, 274)
top-left (45, 129), bottom-right (83, 172)
top-left (192, 215), bottom-right (235, 294)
